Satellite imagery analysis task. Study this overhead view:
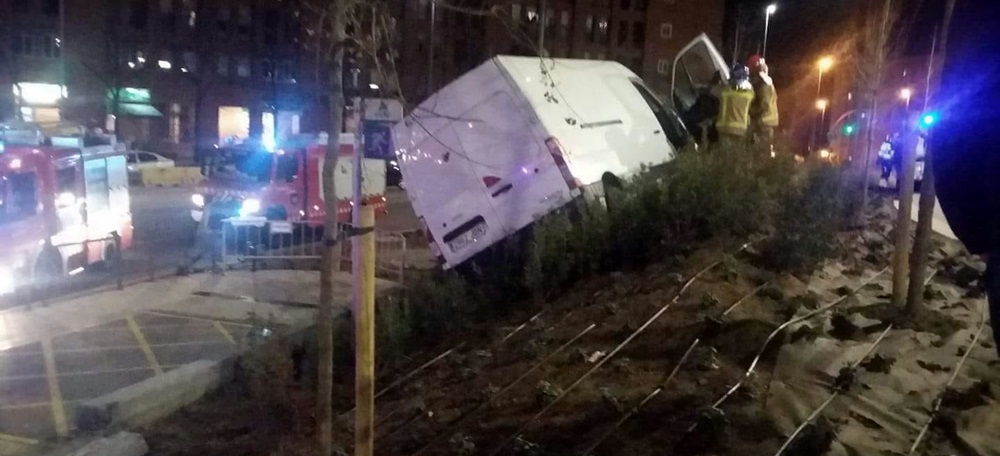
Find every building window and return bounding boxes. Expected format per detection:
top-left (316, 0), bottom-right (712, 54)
top-left (545, 9), bottom-right (555, 36)
top-left (183, 0), bottom-right (197, 28)
top-left (236, 58), bottom-right (251, 78)
top-left (511, 3), bottom-right (521, 23)
top-left (597, 18), bottom-right (609, 44)
top-left (264, 11), bottom-right (279, 45)
top-left (633, 21), bottom-right (646, 47)
top-left (259, 59), bottom-right (274, 80)
top-left (656, 58), bottom-right (670, 75)
top-left (660, 22), bottom-right (672, 39)
top-left (559, 11), bottom-right (570, 38)
top-left (585, 15), bottom-right (594, 42)
top-left (526, 6), bottom-right (537, 24)
top-left (130, 0), bottom-right (149, 29)
top-left (170, 103), bottom-right (182, 143)
top-left (238, 5), bottom-right (252, 29)
top-left (11, 33), bottom-right (32, 55)
top-left (617, 21), bottom-right (628, 46)
top-left (42, 0), bottom-right (60, 16)
top-left (217, 5), bottom-right (231, 31)
top-left (182, 51), bottom-right (198, 73)
top-left (217, 55), bottom-right (230, 76)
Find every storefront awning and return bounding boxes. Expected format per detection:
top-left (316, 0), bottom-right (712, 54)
top-left (116, 103), bottom-right (163, 117)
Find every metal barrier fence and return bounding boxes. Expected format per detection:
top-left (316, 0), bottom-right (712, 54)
top-left (219, 219), bottom-right (407, 283)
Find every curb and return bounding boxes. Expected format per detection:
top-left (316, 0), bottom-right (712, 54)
top-left (75, 358), bottom-right (236, 432)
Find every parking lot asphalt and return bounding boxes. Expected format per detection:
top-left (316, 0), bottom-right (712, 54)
top-left (0, 311), bottom-right (250, 453)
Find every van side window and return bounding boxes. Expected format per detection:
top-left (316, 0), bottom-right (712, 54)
top-left (631, 82), bottom-right (689, 149)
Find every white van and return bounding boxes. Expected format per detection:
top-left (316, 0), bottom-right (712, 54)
top-left (393, 34), bottom-right (728, 269)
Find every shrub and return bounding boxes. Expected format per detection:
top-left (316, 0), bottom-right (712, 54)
top-left (762, 165), bottom-right (846, 273)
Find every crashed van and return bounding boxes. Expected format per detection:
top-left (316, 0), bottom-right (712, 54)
top-left (393, 34), bottom-right (728, 269)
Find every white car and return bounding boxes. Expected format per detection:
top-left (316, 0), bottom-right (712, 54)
top-left (393, 34), bottom-right (727, 269)
top-left (126, 151), bottom-right (175, 173)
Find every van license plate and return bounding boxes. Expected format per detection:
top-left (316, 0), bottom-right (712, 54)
top-left (447, 221), bottom-right (488, 253)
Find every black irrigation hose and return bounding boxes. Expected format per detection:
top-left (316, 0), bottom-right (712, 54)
top-left (698, 266), bottom-right (891, 426)
top-left (773, 324), bottom-right (894, 456)
top-left (409, 323), bottom-right (598, 456)
top-left (579, 339), bottom-right (702, 456)
top-left (579, 279), bottom-right (773, 455)
top-left (906, 300), bottom-right (989, 456)
top-left (485, 242), bottom-right (753, 456)
top-left (372, 311), bottom-right (546, 426)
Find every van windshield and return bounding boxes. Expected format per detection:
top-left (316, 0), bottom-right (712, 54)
top-left (0, 172), bottom-right (39, 225)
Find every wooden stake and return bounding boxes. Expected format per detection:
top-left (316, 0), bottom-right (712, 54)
top-left (355, 205), bottom-right (376, 456)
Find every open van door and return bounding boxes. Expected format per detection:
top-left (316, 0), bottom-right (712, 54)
top-left (671, 33), bottom-right (729, 113)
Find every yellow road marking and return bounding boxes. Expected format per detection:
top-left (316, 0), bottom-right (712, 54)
top-left (0, 432), bottom-right (40, 446)
top-left (126, 315), bottom-right (164, 376)
top-left (213, 321), bottom-right (237, 345)
top-left (40, 339), bottom-right (68, 438)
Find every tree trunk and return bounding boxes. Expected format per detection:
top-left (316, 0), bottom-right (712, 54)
top-left (318, 1), bottom-right (347, 454)
top-left (905, 0), bottom-right (954, 316)
top-left (893, 130), bottom-right (918, 307)
top-left (857, 1), bottom-right (893, 226)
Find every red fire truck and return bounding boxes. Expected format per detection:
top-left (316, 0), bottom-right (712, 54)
top-left (191, 133), bottom-right (387, 230)
top-left (0, 128), bottom-right (133, 294)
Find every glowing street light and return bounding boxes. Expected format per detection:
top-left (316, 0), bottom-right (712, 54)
top-left (816, 99), bottom-right (829, 111)
top-left (763, 4), bottom-right (778, 58)
top-left (899, 87), bottom-right (913, 110)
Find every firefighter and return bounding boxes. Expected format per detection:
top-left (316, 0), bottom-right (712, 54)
top-left (715, 64), bottom-right (755, 149)
top-left (747, 55), bottom-right (780, 146)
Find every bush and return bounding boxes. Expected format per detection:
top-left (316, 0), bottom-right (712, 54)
top-left (522, 143), bottom-right (796, 299)
top-left (762, 165), bottom-right (846, 273)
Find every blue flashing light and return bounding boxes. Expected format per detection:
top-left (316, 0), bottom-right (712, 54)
top-left (921, 113), bottom-right (937, 127)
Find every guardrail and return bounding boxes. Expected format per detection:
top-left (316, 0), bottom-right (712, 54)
top-left (218, 219), bottom-right (407, 283)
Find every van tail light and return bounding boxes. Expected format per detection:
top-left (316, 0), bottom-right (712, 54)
top-left (545, 137), bottom-right (579, 189)
top-left (482, 176), bottom-right (502, 188)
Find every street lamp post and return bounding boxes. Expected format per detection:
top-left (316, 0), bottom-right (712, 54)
top-left (811, 57), bottom-right (834, 150)
top-left (899, 87), bottom-right (913, 111)
top-left (763, 4), bottom-right (777, 58)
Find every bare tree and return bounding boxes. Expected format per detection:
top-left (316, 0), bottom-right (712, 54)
top-left (302, 0), bottom-right (349, 453)
top-left (856, 0), bottom-right (898, 224)
top-left (906, 0), bottom-right (955, 315)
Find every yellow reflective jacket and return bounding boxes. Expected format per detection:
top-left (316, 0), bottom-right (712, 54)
top-left (716, 88), bottom-right (754, 136)
top-left (753, 82), bottom-right (780, 127)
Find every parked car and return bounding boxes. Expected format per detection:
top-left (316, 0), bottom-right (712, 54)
top-left (392, 34), bottom-right (727, 269)
top-left (126, 151), bottom-right (175, 173)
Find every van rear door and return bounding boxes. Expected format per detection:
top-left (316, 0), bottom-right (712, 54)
top-left (452, 89), bottom-right (567, 235)
top-left (672, 33), bottom-right (729, 113)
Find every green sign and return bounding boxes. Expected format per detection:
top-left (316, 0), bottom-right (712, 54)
top-left (108, 87), bottom-right (151, 104)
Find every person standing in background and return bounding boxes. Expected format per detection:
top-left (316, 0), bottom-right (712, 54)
top-left (715, 64), bottom-right (755, 149)
top-left (748, 55), bottom-right (780, 149)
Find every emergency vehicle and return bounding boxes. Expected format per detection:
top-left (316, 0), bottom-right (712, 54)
top-left (191, 133), bottom-right (387, 230)
top-left (0, 125), bottom-right (133, 294)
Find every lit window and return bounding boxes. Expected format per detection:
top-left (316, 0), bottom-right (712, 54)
top-left (660, 22), bottom-right (672, 39)
top-left (158, 60), bottom-right (173, 70)
top-left (526, 6), bottom-right (537, 22)
top-left (511, 3), bottom-right (521, 22)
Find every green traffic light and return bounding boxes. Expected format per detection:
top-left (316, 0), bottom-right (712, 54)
top-left (843, 124), bottom-right (855, 136)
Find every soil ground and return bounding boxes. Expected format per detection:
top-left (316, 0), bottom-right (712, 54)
top-left (143, 223), bottom-right (998, 456)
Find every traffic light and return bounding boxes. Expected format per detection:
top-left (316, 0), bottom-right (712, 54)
top-left (921, 112), bottom-right (937, 127)
top-left (843, 123), bottom-right (856, 136)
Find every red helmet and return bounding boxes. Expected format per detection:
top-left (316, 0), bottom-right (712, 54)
top-left (747, 54), bottom-right (764, 71)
